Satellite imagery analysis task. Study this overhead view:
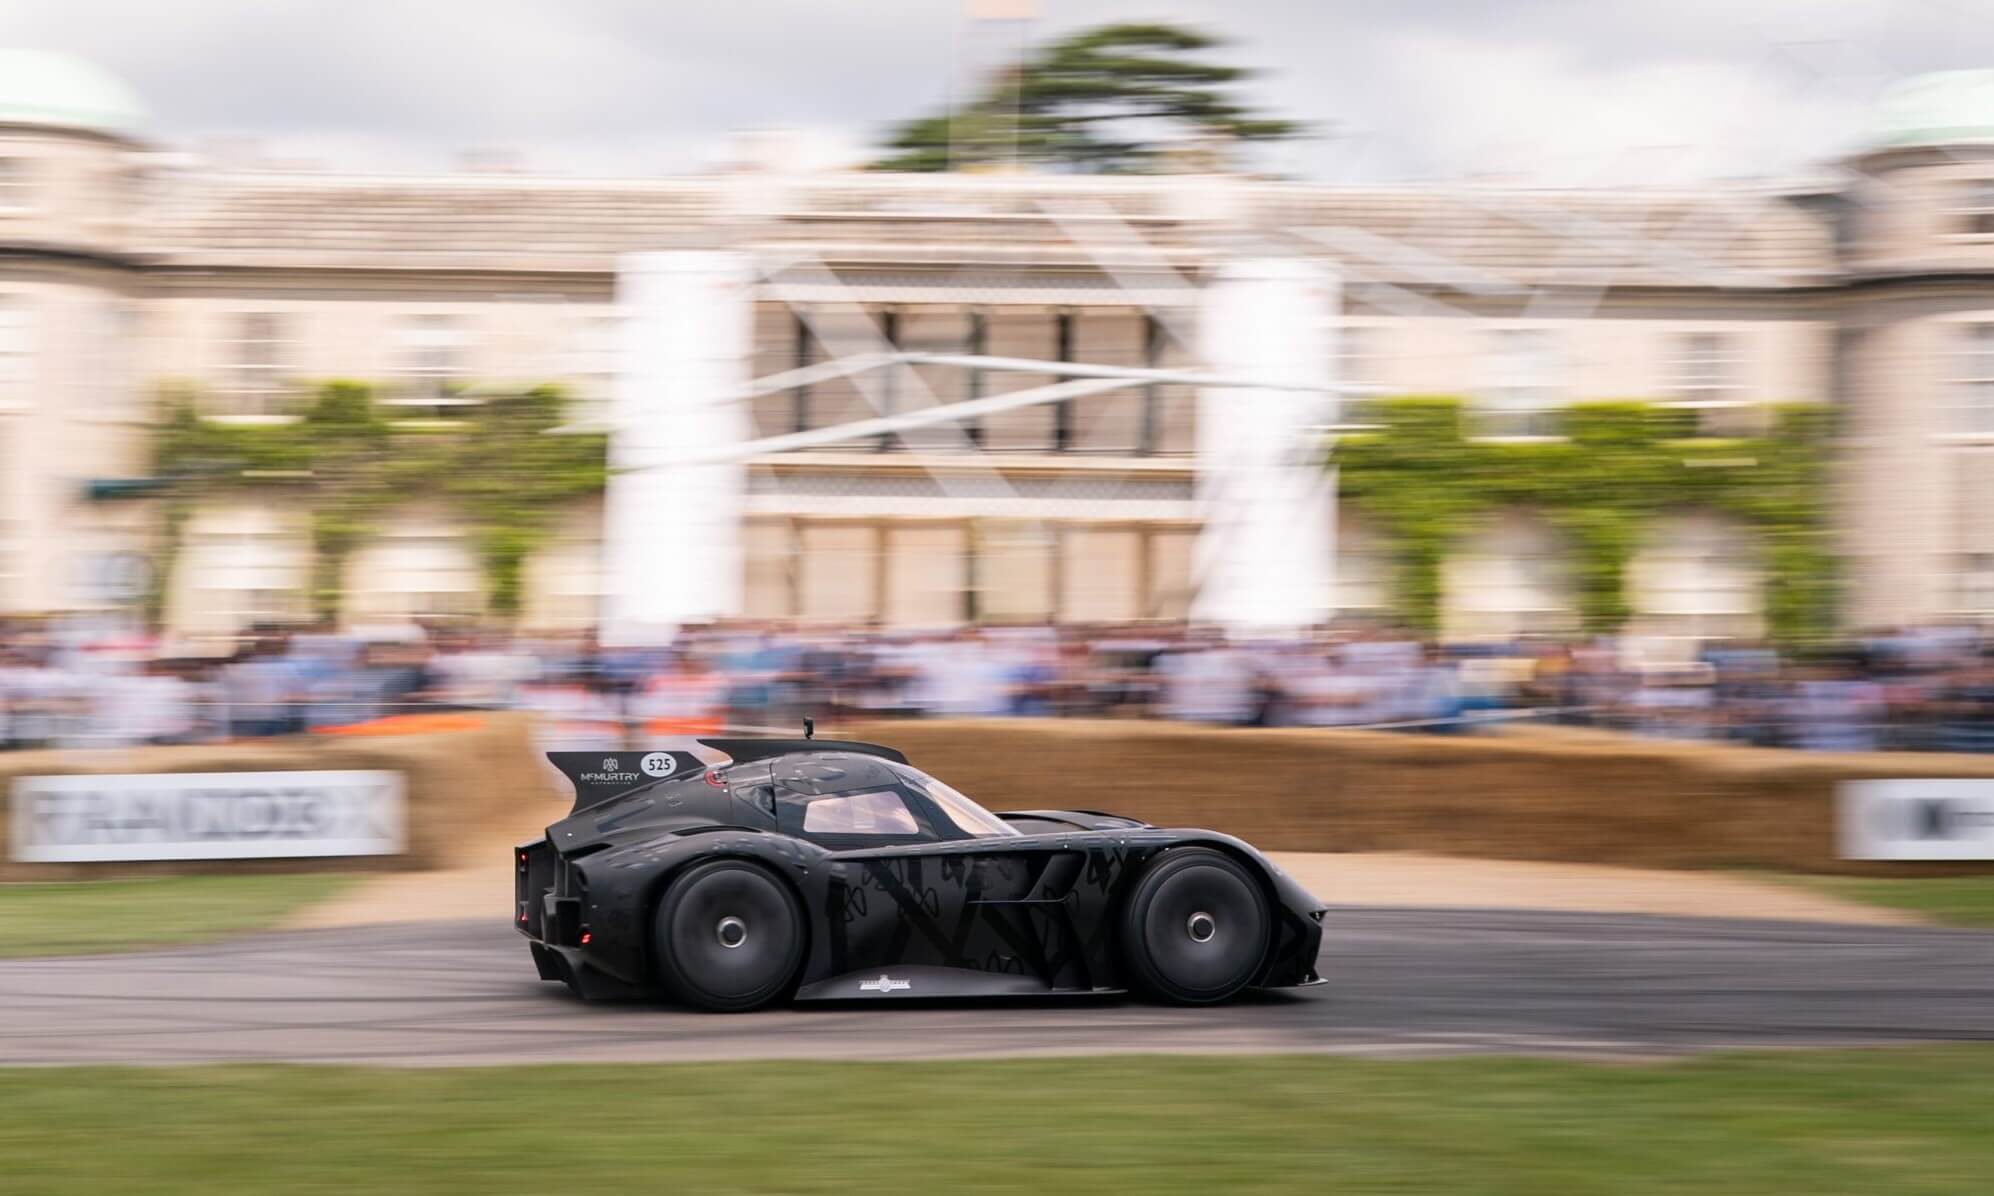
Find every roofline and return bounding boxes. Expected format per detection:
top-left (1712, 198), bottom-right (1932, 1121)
top-left (0, 119), bottom-right (147, 150)
top-left (1843, 142), bottom-right (1994, 172)
top-left (0, 252), bottom-right (1874, 301)
top-left (122, 163), bottom-right (1850, 202)
top-left (0, 243), bottom-right (145, 272)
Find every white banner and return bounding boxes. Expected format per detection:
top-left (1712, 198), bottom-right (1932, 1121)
top-left (1839, 779), bottom-right (1994, 861)
top-left (10, 770), bottom-right (406, 863)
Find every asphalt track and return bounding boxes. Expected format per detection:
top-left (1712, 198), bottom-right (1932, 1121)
top-left (3, 908), bottom-right (1993, 1066)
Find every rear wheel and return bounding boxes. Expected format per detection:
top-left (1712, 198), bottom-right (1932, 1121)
top-left (1119, 848), bottom-right (1269, 1005)
top-left (652, 860), bottom-right (806, 1012)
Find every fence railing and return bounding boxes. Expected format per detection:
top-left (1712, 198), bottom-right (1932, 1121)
top-left (3, 696), bottom-right (1990, 755)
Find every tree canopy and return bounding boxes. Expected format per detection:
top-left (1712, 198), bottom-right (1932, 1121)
top-left (871, 22), bottom-right (1302, 174)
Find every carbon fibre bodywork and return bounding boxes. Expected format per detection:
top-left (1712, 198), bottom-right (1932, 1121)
top-left (518, 742), bottom-right (1326, 1004)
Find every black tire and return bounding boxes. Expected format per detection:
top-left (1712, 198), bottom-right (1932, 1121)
top-left (1119, 848), bottom-right (1270, 1005)
top-left (652, 859), bottom-right (806, 1012)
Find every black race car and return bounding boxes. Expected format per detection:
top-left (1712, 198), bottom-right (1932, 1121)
top-left (519, 736), bottom-right (1326, 1011)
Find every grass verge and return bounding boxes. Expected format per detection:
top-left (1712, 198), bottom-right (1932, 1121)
top-left (1772, 874), bottom-right (1994, 929)
top-left (3, 1051), bottom-right (1994, 1194)
top-left (0, 873), bottom-right (353, 957)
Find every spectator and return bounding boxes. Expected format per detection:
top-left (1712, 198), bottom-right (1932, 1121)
top-left (0, 613), bottom-right (1986, 753)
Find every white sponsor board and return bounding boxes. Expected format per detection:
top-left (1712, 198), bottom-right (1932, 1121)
top-left (1839, 779), bottom-right (1994, 861)
top-left (10, 770), bottom-right (406, 863)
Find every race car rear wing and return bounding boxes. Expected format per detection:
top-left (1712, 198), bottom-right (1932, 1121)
top-left (544, 750), bottom-right (706, 814)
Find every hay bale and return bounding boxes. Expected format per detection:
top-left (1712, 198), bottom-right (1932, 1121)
top-left (846, 719), bottom-right (1994, 876)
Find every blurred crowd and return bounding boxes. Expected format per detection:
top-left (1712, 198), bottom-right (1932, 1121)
top-left (2, 616), bottom-right (1991, 754)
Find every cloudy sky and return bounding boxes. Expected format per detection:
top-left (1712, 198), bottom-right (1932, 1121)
top-left (2, 0), bottom-right (1985, 182)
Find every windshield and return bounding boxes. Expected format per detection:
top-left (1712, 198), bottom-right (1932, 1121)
top-left (898, 768), bottom-right (1020, 838)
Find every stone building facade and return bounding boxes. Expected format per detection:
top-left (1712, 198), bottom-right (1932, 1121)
top-left (3, 51), bottom-right (1994, 642)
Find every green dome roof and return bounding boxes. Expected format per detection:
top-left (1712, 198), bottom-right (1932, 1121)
top-left (0, 49), bottom-right (146, 135)
top-left (1872, 70), bottom-right (1994, 149)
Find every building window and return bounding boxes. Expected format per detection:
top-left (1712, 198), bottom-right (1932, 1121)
top-left (0, 519), bottom-right (17, 598)
top-left (1332, 516), bottom-right (1388, 617)
top-left (567, 313), bottom-right (620, 426)
top-left (0, 297), bottom-right (31, 409)
top-left (1440, 512), bottom-right (1577, 639)
top-left (1629, 515), bottom-right (1763, 639)
top-left (1951, 322), bottom-right (1994, 437)
top-left (1669, 332), bottom-right (1741, 405)
top-left (350, 530), bottom-right (484, 621)
top-left (1958, 554), bottom-right (1994, 616)
top-left (1667, 331), bottom-right (1757, 435)
top-left (524, 533), bottom-right (605, 630)
top-left (968, 520), bottom-right (1053, 623)
top-left (0, 425), bottom-right (14, 598)
top-left (184, 513), bottom-right (310, 633)
top-left (1954, 180), bottom-right (1994, 238)
top-left (0, 158), bottom-right (29, 210)
top-left (1476, 329), bottom-right (1563, 437)
top-left (394, 545), bottom-right (483, 616)
top-left (1336, 323), bottom-right (1384, 424)
top-left (220, 312), bottom-right (293, 417)
top-left (385, 313), bottom-right (474, 417)
top-left (86, 302), bottom-right (140, 416)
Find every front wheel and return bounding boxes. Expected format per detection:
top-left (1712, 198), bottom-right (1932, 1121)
top-left (1119, 848), bottom-right (1269, 1004)
top-left (653, 860), bottom-right (806, 1012)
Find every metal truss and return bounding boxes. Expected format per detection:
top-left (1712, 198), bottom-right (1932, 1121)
top-left (608, 176), bottom-right (1796, 531)
top-left (626, 358), bottom-right (1361, 469)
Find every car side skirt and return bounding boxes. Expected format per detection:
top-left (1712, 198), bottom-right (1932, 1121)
top-left (795, 964), bottom-right (1124, 1002)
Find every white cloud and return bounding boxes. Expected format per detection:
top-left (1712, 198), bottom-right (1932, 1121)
top-left (1366, 32), bottom-right (1877, 183)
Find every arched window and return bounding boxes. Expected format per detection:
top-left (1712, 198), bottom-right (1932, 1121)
top-left (1440, 512), bottom-right (1576, 640)
top-left (1628, 514), bottom-right (1764, 641)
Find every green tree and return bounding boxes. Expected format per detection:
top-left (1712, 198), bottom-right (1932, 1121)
top-left (872, 22), bottom-right (1303, 173)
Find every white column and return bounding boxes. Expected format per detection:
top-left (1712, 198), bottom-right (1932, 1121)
top-left (600, 252), bottom-right (755, 645)
top-left (1192, 258), bottom-right (1338, 634)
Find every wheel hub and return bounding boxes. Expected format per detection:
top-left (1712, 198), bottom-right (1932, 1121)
top-left (1186, 911), bottom-right (1217, 944)
top-left (716, 915), bottom-right (749, 949)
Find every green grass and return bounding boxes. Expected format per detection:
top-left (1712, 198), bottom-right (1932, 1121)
top-left (4, 1052), bottom-right (1994, 1194)
top-left (0, 873), bottom-right (353, 957)
top-left (1774, 874), bottom-right (1994, 929)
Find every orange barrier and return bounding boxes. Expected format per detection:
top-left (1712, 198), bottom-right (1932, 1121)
top-left (310, 712), bottom-right (489, 737)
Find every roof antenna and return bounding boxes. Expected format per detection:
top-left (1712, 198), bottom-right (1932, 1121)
top-left (803, 717), bottom-right (815, 741)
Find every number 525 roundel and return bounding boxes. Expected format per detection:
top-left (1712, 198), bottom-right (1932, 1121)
top-left (520, 736), bottom-right (1327, 1012)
